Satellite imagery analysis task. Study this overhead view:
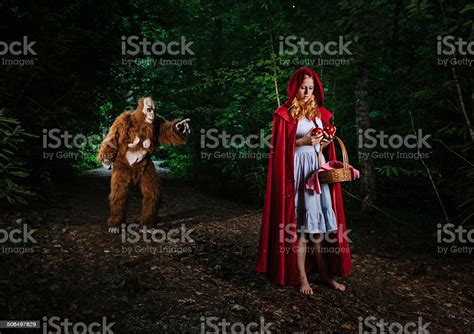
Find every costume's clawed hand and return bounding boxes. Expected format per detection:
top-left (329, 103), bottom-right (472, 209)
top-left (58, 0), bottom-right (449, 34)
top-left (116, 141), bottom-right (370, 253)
top-left (175, 118), bottom-right (191, 135)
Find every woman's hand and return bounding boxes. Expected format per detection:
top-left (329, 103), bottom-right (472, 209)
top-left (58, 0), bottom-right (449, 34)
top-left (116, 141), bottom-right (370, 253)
top-left (296, 128), bottom-right (324, 147)
top-left (320, 138), bottom-right (331, 149)
top-left (320, 129), bottom-right (335, 149)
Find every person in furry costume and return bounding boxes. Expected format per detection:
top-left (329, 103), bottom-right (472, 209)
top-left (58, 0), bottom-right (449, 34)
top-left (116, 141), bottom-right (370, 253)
top-left (97, 97), bottom-right (190, 233)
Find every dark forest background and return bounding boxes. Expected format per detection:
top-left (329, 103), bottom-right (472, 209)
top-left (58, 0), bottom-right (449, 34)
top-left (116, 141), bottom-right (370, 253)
top-left (0, 0), bottom-right (473, 227)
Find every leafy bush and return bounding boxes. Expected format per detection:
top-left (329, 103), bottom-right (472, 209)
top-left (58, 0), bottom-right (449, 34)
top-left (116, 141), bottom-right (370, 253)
top-left (0, 109), bottom-right (37, 205)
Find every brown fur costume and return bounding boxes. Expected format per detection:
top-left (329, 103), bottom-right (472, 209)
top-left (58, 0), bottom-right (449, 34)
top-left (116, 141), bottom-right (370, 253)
top-left (97, 97), bottom-right (188, 232)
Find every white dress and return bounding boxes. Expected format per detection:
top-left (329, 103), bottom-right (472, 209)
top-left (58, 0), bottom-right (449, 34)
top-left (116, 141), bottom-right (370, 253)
top-left (294, 117), bottom-right (338, 234)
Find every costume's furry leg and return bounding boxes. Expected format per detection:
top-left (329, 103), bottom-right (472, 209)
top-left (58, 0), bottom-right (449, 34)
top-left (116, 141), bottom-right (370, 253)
top-left (108, 166), bottom-right (131, 233)
top-left (139, 161), bottom-right (160, 229)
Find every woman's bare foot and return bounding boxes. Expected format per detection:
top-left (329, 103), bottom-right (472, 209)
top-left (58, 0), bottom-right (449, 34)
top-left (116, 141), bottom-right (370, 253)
top-left (321, 277), bottom-right (346, 291)
top-left (299, 276), bottom-right (314, 295)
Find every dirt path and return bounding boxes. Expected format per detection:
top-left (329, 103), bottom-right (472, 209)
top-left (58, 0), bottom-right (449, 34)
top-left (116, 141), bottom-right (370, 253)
top-left (1, 169), bottom-right (473, 333)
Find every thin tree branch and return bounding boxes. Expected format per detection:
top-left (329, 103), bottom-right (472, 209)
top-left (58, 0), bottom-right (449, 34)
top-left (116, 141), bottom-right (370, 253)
top-left (432, 138), bottom-right (474, 167)
top-left (452, 66), bottom-right (474, 141)
top-left (342, 189), bottom-right (404, 224)
top-left (409, 111), bottom-right (450, 223)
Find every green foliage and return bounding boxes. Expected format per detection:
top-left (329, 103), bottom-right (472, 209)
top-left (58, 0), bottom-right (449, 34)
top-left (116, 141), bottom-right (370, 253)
top-left (0, 0), bottom-right (473, 219)
top-left (73, 101), bottom-right (114, 172)
top-left (72, 134), bottom-right (103, 172)
top-left (0, 109), bottom-right (37, 205)
top-left (375, 165), bottom-right (428, 177)
top-left (157, 146), bottom-right (192, 179)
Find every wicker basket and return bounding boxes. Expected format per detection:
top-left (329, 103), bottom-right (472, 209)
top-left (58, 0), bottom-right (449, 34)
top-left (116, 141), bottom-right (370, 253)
top-left (317, 136), bottom-right (353, 184)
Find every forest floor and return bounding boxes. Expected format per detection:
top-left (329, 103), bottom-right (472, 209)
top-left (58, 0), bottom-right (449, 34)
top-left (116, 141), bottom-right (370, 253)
top-left (1, 167), bottom-right (473, 333)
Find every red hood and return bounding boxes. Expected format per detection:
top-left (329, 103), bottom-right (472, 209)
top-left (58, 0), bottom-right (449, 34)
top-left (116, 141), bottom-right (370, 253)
top-left (281, 67), bottom-right (332, 124)
top-left (285, 67), bottom-right (325, 106)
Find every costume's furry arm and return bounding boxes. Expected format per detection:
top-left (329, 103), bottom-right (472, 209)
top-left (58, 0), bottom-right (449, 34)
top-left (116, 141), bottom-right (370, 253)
top-left (97, 112), bottom-right (130, 167)
top-left (154, 116), bottom-right (189, 146)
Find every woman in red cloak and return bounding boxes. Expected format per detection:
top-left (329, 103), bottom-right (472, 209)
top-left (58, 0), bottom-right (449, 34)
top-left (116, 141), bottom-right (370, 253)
top-left (256, 67), bottom-right (352, 294)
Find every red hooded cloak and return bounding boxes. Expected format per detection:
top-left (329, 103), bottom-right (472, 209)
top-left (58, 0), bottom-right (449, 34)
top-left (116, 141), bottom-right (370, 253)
top-left (256, 67), bottom-right (352, 286)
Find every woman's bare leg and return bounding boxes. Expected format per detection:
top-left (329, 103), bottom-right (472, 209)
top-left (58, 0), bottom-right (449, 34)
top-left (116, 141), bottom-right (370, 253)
top-left (297, 235), bottom-right (313, 295)
top-left (313, 233), bottom-right (346, 291)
